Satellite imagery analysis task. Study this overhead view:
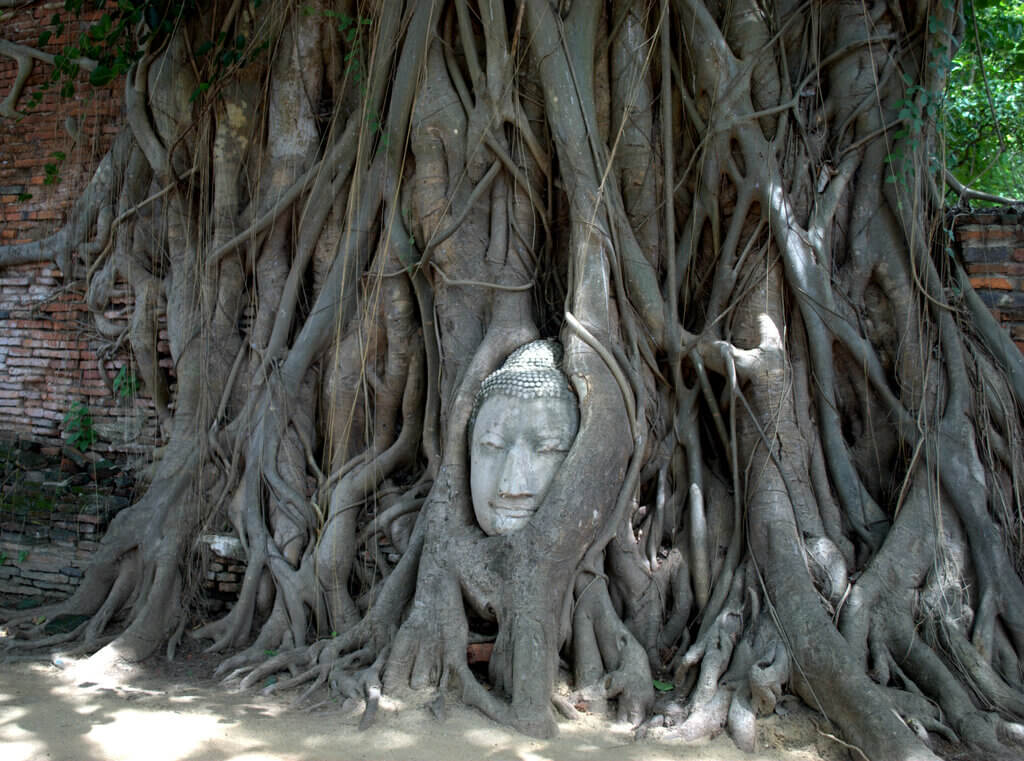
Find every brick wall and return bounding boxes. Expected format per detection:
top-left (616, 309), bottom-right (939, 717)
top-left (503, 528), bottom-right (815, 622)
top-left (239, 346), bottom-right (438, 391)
top-left (954, 211), bottom-right (1024, 354)
top-left (1, 3), bottom-right (162, 456)
top-left (0, 437), bottom-right (247, 607)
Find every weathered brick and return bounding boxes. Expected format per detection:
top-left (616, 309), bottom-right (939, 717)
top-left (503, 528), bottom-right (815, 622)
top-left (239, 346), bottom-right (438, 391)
top-left (966, 262), bottom-right (1024, 277)
top-left (978, 290), bottom-right (1024, 309)
top-left (1, 582), bottom-right (45, 596)
top-left (970, 276), bottom-right (1015, 291)
top-left (962, 245), bottom-right (1013, 264)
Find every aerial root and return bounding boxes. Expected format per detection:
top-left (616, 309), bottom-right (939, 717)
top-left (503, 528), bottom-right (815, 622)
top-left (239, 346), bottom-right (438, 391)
top-left (639, 685), bottom-right (734, 742)
top-left (221, 647), bottom-right (305, 687)
top-left (750, 641), bottom-right (789, 715)
top-left (0, 598), bottom-right (77, 639)
top-left (938, 623), bottom-right (1024, 718)
top-left (638, 593), bottom-right (742, 742)
top-left (218, 618), bottom-right (391, 730)
top-left (886, 688), bottom-right (958, 746)
top-left (954, 710), bottom-right (1019, 756)
top-left (261, 665), bottom-right (323, 696)
top-left (552, 694), bottom-right (583, 720)
top-left (292, 666), bottom-right (332, 706)
top-left (328, 650), bottom-right (387, 730)
top-left (1, 621), bottom-right (89, 651)
top-left (722, 635), bottom-right (791, 752)
top-left (727, 684), bottom-right (756, 752)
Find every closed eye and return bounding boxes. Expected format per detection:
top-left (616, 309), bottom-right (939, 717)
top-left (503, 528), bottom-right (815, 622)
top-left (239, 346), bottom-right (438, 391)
top-left (537, 442), bottom-right (569, 453)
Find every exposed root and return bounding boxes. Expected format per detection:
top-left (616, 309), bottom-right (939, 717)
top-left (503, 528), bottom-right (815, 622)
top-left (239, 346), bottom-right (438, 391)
top-left (2, 4), bottom-right (1023, 760)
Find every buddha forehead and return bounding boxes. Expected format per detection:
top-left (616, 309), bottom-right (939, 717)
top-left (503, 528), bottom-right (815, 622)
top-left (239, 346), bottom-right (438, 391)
top-left (469, 339), bottom-right (576, 431)
top-left (472, 393), bottom-right (578, 441)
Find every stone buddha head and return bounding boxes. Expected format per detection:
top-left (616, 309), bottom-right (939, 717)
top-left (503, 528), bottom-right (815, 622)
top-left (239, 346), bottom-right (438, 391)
top-left (469, 340), bottom-right (580, 536)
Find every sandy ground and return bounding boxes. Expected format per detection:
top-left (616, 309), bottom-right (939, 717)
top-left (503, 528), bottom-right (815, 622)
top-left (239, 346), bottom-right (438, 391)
top-left (0, 652), bottom-right (847, 761)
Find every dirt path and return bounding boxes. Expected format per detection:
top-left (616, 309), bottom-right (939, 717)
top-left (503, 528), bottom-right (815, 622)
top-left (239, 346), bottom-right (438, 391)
top-left (0, 654), bottom-right (844, 761)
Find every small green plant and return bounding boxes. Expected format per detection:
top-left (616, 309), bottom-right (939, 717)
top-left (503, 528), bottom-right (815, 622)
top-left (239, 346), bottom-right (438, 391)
top-left (63, 401), bottom-right (96, 452)
top-left (112, 365), bottom-right (139, 399)
top-left (18, 549), bottom-right (28, 563)
top-left (43, 151), bottom-right (66, 185)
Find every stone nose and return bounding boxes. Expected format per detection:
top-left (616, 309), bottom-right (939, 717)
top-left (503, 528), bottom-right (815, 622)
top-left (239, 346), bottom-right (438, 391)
top-left (497, 440), bottom-right (535, 499)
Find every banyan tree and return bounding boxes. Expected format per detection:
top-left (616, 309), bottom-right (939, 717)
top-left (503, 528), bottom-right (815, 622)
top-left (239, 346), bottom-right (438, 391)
top-left (3, 2), bottom-right (1024, 759)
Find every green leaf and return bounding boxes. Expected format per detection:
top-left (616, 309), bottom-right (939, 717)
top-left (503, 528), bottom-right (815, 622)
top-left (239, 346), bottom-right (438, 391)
top-left (653, 679), bottom-right (674, 692)
top-left (189, 82), bottom-right (211, 102)
top-left (89, 65), bottom-right (114, 86)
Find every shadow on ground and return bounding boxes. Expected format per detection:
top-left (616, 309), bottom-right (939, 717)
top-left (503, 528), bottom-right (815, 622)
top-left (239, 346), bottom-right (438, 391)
top-left (0, 645), bottom-right (840, 761)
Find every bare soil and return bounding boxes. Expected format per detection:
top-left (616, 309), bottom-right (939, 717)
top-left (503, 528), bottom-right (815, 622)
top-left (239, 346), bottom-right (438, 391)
top-left (1, 641), bottom-right (847, 761)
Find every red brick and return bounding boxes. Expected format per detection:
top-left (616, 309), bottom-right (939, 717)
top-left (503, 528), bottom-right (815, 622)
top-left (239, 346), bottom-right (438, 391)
top-left (966, 262), bottom-right (1024, 277)
top-left (970, 276), bottom-right (1014, 291)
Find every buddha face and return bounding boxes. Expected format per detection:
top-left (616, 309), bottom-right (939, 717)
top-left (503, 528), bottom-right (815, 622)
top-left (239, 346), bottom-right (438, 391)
top-left (470, 394), bottom-right (579, 536)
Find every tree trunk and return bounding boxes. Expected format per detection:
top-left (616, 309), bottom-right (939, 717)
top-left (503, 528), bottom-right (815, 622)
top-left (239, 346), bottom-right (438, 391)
top-left (3, 1), bottom-right (1024, 758)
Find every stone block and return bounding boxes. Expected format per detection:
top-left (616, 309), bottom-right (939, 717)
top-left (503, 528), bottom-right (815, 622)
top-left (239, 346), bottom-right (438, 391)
top-left (0, 582), bottom-right (41, 596)
top-left (202, 533), bottom-right (246, 560)
top-left (962, 245), bottom-right (1013, 264)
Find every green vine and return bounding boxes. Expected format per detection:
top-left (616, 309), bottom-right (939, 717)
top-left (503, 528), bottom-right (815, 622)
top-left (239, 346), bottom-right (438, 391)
top-left (62, 401), bottom-right (97, 453)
